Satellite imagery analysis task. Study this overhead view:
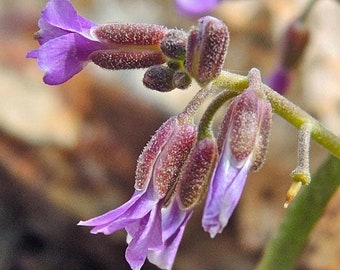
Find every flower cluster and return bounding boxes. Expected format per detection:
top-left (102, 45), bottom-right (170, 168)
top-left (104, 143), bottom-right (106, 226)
top-left (27, 1), bottom-right (274, 269)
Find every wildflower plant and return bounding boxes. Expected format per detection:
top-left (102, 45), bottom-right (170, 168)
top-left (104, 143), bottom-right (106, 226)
top-left (27, 0), bottom-right (340, 269)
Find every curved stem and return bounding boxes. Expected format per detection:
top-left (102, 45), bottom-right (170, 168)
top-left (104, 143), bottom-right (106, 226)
top-left (214, 71), bottom-right (340, 158)
top-left (197, 89), bottom-right (238, 140)
top-left (177, 84), bottom-right (216, 124)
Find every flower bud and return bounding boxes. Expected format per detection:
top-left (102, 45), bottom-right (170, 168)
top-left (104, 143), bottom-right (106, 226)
top-left (93, 23), bottom-right (167, 46)
top-left (178, 138), bottom-right (218, 209)
top-left (153, 122), bottom-right (197, 199)
top-left (90, 50), bottom-right (166, 70)
top-left (172, 71), bottom-right (192, 90)
top-left (160, 29), bottom-right (187, 60)
top-left (185, 16), bottom-right (229, 84)
top-left (251, 97), bottom-right (272, 171)
top-left (218, 70), bottom-right (272, 170)
top-left (143, 65), bottom-right (175, 92)
top-left (135, 117), bottom-right (177, 190)
top-left (281, 20), bottom-right (309, 69)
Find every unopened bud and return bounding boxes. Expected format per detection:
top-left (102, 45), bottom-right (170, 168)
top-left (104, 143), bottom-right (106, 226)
top-left (185, 16), bottom-right (229, 84)
top-left (143, 65), bottom-right (175, 92)
top-left (178, 138), bottom-right (218, 209)
top-left (90, 50), bottom-right (166, 70)
top-left (172, 71), bottom-right (192, 90)
top-left (135, 117), bottom-right (177, 190)
top-left (251, 97), bottom-right (272, 172)
top-left (218, 69), bottom-right (272, 169)
top-left (281, 20), bottom-right (309, 69)
top-left (160, 29), bottom-right (187, 60)
top-left (153, 122), bottom-right (197, 199)
top-left (93, 23), bottom-right (167, 46)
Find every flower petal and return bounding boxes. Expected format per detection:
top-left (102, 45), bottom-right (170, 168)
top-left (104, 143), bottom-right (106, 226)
top-left (202, 158), bottom-right (251, 238)
top-left (41, 0), bottom-right (97, 38)
top-left (31, 33), bottom-right (101, 85)
top-left (78, 189), bottom-right (156, 235)
top-left (148, 201), bottom-right (192, 269)
top-left (125, 204), bottom-right (163, 270)
top-left (36, 18), bottom-right (70, 45)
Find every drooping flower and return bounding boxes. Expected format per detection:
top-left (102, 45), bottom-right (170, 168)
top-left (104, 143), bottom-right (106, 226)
top-left (176, 0), bottom-right (222, 16)
top-left (79, 117), bottom-right (197, 269)
top-left (202, 69), bottom-right (272, 238)
top-left (26, 0), bottom-right (167, 85)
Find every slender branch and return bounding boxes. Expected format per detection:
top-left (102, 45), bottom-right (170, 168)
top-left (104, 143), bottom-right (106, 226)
top-left (197, 89), bottom-right (238, 140)
top-left (213, 71), bottom-right (340, 158)
top-left (177, 84), bottom-right (216, 123)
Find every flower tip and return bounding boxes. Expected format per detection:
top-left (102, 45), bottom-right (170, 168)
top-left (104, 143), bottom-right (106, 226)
top-left (284, 181), bottom-right (302, 208)
top-left (202, 222), bottom-right (221, 238)
top-left (185, 16), bottom-right (229, 84)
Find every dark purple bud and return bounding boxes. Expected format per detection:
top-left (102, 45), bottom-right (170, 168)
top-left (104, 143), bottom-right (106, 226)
top-left (160, 29), bottom-right (187, 60)
top-left (172, 71), bottom-right (192, 90)
top-left (185, 16), bottom-right (229, 84)
top-left (143, 65), bottom-right (175, 92)
top-left (178, 138), bottom-right (218, 209)
top-left (90, 50), bottom-right (166, 70)
top-left (93, 23), bottom-right (168, 46)
top-left (153, 122), bottom-right (197, 199)
top-left (281, 20), bottom-right (309, 69)
top-left (135, 117), bottom-right (177, 190)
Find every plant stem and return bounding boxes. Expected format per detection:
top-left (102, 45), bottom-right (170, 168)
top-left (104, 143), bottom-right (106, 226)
top-left (214, 71), bottom-right (340, 158)
top-left (197, 89), bottom-right (238, 140)
top-left (255, 155), bottom-right (340, 270)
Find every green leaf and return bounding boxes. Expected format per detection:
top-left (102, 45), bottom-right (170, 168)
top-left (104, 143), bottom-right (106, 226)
top-left (255, 155), bottom-right (340, 270)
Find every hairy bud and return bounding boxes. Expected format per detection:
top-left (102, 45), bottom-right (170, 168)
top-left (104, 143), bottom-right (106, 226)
top-left (251, 98), bottom-right (272, 171)
top-left (178, 138), bottom-right (218, 209)
top-left (93, 23), bottom-right (167, 46)
top-left (218, 69), bottom-right (272, 170)
top-left (90, 50), bottom-right (166, 70)
top-left (185, 16), bottom-right (229, 84)
top-left (135, 117), bottom-right (177, 190)
top-left (153, 122), bottom-right (197, 199)
top-left (143, 65), bottom-right (175, 92)
top-left (160, 29), bottom-right (187, 60)
top-left (172, 71), bottom-right (192, 90)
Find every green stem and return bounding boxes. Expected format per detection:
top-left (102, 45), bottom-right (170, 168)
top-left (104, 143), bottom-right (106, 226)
top-left (197, 89), bottom-right (238, 140)
top-left (214, 71), bottom-right (340, 158)
top-left (177, 85), bottom-right (216, 124)
top-left (298, 0), bottom-right (319, 22)
top-left (255, 155), bottom-right (340, 270)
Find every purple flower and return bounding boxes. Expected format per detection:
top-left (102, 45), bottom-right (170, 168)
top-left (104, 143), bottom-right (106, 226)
top-left (266, 20), bottom-right (309, 95)
top-left (202, 69), bottom-right (272, 237)
top-left (27, 0), bottom-right (167, 85)
top-left (176, 0), bottom-right (221, 16)
top-left (79, 117), bottom-right (197, 269)
top-left (266, 67), bottom-right (291, 95)
top-left (26, 0), bottom-right (102, 85)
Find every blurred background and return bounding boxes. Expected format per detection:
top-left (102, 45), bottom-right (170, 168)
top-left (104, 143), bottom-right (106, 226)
top-left (0, 0), bottom-right (339, 269)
